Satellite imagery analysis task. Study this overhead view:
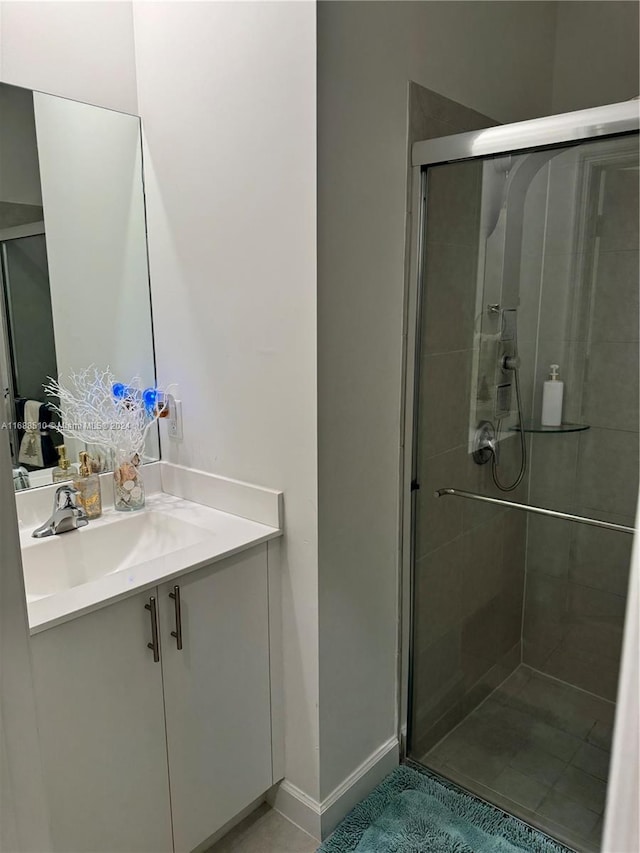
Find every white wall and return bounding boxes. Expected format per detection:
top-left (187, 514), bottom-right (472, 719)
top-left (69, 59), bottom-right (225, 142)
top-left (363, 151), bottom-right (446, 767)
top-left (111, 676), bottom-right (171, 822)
top-left (0, 0), bottom-right (320, 815)
top-left (132, 1), bottom-right (319, 800)
top-left (316, 0), bottom-right (558, 801)
top-left (552, 1), bottom-right (640, 114)
top-left (0, 1), bottom-right (138, 114)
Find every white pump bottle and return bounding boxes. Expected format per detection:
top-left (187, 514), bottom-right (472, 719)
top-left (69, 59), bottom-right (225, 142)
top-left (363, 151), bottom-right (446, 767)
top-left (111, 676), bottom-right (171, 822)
top-left (541, 364), bottom-right (564, 426)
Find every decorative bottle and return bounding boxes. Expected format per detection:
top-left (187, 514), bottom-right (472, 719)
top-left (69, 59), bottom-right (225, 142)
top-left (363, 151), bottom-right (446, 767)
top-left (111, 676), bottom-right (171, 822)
top-left (73, 451), bottom-right (102, 519)
top-left (52, 445), bottom-right (77, 483)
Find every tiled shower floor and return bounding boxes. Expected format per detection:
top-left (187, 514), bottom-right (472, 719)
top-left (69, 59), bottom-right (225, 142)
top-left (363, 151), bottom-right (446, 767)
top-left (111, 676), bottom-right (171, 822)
top-left (421, 666), bottom-right (614, 853)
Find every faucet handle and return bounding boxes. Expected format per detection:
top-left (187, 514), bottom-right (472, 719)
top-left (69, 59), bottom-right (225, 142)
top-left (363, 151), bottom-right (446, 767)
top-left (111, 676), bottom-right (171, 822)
top-left (54, 483), bottom-right (83, 513)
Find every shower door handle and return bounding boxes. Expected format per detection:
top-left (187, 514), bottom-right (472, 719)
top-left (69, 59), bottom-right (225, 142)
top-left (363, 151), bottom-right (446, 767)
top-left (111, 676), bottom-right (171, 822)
top-left (435, 488), bottom-right (635, 534)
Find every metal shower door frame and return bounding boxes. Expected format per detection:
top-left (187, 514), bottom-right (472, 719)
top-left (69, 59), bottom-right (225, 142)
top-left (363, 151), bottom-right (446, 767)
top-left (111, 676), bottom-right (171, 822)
top-left (399, 99), bottom-right (640, 758)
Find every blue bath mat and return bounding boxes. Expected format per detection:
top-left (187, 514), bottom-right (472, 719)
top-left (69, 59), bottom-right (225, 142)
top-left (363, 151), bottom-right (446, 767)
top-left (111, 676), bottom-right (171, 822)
top-left (318, 765), bottom-right (571, 853)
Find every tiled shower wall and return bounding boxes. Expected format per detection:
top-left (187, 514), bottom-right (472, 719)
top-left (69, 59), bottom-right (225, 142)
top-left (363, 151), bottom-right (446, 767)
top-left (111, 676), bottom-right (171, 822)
top-left (522, 145), bottom-right (638, 701)
top-left (410, 84), bottom-right (530, 757)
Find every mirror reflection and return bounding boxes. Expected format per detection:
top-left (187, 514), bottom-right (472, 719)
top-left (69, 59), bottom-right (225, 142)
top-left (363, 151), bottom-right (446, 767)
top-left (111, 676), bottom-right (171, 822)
top-left (0, 83), bottom-right (158, 490)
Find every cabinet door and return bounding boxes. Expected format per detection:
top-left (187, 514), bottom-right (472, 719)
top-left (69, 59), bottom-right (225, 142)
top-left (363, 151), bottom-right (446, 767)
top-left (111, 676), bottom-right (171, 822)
top-left (160, 546), bottom-right (273, 853)
top-left (30, 590), bottom-right (173, 853)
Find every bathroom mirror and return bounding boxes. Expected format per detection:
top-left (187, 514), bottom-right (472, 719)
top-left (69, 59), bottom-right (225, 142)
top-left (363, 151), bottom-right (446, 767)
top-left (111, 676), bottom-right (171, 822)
top-left (0, 83), bottom-right (158, 489)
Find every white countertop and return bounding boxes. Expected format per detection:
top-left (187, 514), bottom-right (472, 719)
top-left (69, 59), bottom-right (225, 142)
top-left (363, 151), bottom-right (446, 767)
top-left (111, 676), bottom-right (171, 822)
top-left (19, 467), bottom-right (283, 635)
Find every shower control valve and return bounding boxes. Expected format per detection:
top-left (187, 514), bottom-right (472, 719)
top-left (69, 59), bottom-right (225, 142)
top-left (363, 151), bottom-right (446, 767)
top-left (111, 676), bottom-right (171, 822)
top-left (502, 354), bottom-right (520, 371)
top-left (472, 421), bottom-right (498, 466)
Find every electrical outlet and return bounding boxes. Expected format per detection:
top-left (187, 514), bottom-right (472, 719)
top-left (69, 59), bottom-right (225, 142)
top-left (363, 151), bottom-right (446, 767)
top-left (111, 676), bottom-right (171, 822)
top-left (166, 395), bottom-right (183, 440)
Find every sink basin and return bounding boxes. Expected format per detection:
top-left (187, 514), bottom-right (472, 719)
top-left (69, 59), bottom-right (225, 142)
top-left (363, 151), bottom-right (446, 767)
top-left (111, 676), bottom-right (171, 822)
top-left (21, 511), bottom-right (215, 600)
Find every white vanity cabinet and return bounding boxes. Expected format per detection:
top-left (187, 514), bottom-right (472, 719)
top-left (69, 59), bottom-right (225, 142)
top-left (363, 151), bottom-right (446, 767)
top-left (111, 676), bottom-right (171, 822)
top-left (29, 543), bottom-right (274, 853)
top-left (30, 589), bottom-right (174, 853)
top-left (159, 546), bottom-right (273, 853)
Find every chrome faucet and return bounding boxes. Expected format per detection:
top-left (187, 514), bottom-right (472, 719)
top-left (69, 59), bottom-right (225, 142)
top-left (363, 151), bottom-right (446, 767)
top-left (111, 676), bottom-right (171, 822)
top-left (32, 484), bottom-right (89, 538)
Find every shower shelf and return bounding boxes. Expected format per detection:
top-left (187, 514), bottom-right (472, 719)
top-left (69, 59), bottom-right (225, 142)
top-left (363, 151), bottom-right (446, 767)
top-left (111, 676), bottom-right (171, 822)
top-left (510, 421), bottom-right (590, 434)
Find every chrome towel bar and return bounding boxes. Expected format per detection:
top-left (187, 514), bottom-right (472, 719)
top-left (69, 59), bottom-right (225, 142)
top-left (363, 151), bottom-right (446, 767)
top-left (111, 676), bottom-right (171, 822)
top-left (435, 488), bottom-right (635, 535)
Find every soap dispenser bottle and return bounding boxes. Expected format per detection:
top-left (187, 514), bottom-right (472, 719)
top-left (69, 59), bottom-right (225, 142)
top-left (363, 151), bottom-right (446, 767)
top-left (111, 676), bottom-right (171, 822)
top-left (52, 445), bottom-right (76, 483)
top-left (541, 364), bottom-right (564, 427)
top-left (73, 451), bottom-right (102, 519)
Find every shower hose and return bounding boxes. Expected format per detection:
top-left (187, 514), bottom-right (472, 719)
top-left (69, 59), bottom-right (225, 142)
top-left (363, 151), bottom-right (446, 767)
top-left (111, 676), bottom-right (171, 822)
top-left (491, 362), bottom-right (527, 492)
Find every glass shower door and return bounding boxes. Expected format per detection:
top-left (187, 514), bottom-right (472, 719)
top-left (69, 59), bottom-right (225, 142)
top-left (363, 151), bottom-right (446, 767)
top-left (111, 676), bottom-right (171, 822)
top-left (408, 130), bottom-right (638, 853)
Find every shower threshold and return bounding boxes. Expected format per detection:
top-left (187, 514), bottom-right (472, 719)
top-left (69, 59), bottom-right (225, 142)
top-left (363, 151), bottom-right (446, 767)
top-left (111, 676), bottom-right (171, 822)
top-left (416, 666), bottom-right (614, 853)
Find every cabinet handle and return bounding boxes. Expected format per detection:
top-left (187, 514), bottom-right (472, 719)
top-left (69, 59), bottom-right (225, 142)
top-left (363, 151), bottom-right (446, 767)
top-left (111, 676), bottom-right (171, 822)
top-left (145, 596), bottom-right (160, 662)
top-left (169, 585), bottom-right (183, 650)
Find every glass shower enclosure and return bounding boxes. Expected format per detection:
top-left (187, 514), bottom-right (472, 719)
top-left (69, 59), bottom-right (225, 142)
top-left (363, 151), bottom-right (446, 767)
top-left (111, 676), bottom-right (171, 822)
top-left (406, 101), bottom-right (639, 853)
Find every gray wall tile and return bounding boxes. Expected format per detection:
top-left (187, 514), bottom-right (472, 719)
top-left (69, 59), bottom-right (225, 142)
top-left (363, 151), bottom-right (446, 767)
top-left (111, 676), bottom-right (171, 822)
top-left (543, 646), bottom-right (620, 702)
top-left (414, 446), bottom-right (465, 556)
top-left (576, 428), bottom-right (639, 517)
top-left (583, 341), bottom-right (639, 431)
top-left (425, 160), bottom-right (482, 247)
top-left (592, 250), bottom-right (639, 343)
top-left (570, 522), bottom-right (633, 596)
top-left (414, 538), bottom-right (463, 648)
top-left (421, 242), bottom-right (477, 353)
top-left (598, 169), bottom-right (639, 252)
top-left (527, 515), bottom-right (572, 579)
top-left (419, 350), bottom-right (472, 456)
top-left (528, 431), bottom-right (580, 512)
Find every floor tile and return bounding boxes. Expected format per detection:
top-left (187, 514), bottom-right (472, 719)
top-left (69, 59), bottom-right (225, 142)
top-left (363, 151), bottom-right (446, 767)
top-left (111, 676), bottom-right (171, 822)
top-left (588, 817), bottom-right (604, 848)
top-left (527, 719), bottom-right (583, 762)
top-left (206, 805), bottom-right (318, 853)
top-left (446, 741), bottom-right (510, 786)
top-left (514, 676), bottom-right (598, 739)
top-left (509, 744), bottom-right (567, 786)
top-left (587, 720), bottom-right (614, 752)
top-left (419, 667), bottom-right (612, 852)
top-left (436, 765), bottom-right (541, 825)
top-left (531, 811), bottom-right (595, 853)
top-left (455, 709), bottom-right (525, 757)
top-left (571, 742), bottom-right (610, 782)
top-left (537, 789), bottom-right (600, 838)
top-left (491, 766), bottom-right (549, 811)
top-left (554, 765), bottom-right (607, 814)
top-left (426, 733), bottom-right (464, 766)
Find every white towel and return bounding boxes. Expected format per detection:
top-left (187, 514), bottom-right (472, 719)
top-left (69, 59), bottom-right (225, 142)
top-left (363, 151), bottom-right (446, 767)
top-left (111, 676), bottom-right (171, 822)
top-left (18, 400), bottom-right (44, 468)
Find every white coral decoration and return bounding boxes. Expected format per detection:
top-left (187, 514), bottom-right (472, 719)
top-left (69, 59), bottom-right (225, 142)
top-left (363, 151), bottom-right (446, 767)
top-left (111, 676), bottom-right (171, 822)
top-left (44, 366), bottom-right (168, 458)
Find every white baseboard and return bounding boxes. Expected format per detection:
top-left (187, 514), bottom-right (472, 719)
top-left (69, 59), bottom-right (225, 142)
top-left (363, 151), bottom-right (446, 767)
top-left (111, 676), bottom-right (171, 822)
top-left (268, 736), bottom-right (399, 841)
top-left (268, 778), bottom-right (322, 839)
top-left (320, 736), bottom-right (399, 837)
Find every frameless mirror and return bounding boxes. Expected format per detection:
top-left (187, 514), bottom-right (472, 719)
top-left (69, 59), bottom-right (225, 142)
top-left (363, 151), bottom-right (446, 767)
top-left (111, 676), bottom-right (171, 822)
top-left (0, 83), bottom-right (158, 489)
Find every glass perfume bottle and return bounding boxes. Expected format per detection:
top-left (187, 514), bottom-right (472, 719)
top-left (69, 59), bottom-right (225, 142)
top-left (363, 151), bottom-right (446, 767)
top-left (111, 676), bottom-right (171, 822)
top-left (52, 445), bottom-right (77, 483)
top-left (73, 451), bottom-right (102, 519)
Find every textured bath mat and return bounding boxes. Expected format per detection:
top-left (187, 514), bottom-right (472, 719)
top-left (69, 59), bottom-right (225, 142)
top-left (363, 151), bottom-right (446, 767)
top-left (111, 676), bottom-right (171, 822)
top-left (318, 765), bottom-right (571, 853)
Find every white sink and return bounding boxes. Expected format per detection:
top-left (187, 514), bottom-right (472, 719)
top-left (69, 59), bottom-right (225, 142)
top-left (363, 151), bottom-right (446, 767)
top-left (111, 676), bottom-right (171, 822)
top-left (21, 511), bottom-right (215, 601)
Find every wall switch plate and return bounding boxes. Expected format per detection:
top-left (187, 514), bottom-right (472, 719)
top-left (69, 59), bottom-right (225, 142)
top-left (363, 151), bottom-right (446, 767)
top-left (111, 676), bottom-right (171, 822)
top-left (166, 395), bottom-right (183, 440)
